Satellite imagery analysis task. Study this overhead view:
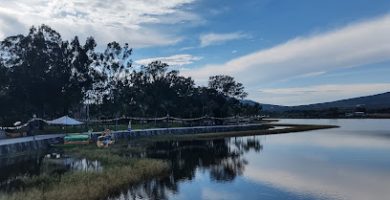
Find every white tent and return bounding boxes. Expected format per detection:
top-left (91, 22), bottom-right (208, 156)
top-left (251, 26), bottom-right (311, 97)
top-left (47, 116), bottom-right (83, 125)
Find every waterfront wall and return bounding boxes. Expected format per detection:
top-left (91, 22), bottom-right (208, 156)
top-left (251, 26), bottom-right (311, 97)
top-left (90, 123), bottom-right (267, 142)
top-left (0, 124), bottom-right (266, 157)
top-left (0, 135), bottom-right (63, 157)
top-left (0, 131), bottom-right (6, 139)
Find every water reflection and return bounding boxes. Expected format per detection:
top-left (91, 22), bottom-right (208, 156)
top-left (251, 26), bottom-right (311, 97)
top-left (242, 119), bottom-right (390, 200)
top-left (109, 137), bottom-right (263, 200)
top-left (0, 154), bottom-right (44, 192)
top-left (3, 119), bottom-right (390, 200)
top-left (112, 119), bottom-right (390, 200)
top-left (41, 156), bottom-right (103, 173)
top-left (0, 152), bottom-right (102, 193)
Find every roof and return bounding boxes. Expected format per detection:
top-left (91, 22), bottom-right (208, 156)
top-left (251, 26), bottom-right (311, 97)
top-left (47, 116), bottom-right (83, 125)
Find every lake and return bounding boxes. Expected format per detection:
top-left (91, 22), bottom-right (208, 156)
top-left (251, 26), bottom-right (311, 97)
top-left (109, 119), bottom-right (390, 200)
top-left (1, 119), bottom-right (390, 200)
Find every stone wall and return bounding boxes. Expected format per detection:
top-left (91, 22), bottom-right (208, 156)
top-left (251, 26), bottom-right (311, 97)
top-left (0, 136), bottom-right (63, 157)
top-left (0, 130), bottom-right (6, 139)
top-left (90, 123), bottom-right (266, 142)
top-left (0, 124), bottom-right (266, 157)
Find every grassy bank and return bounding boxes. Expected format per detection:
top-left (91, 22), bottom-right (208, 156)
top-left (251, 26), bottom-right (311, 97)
top-left (0, 123), bottom-right (337, 200)
top-left (0, 146), bottom-right (169, 200)
top-left (132, 124), bottom-right (338, 142)
top-left (33, 121), bottom-right (185, 135)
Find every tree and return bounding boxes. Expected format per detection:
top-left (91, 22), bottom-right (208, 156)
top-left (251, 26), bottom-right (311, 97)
top-left (0, 62), bottom-right (8, 92)
top-left (142, 61), bottom-right (169, 83)
top-left (0, 25), bottom-right (99, 121)
top-left (0, 25), bottom-right (67, 119)
top-left (208, 75), bottom-right (248, 99)
top-left (93, 42), bottom-right (132, 105)
top-left (0, 62), bottom-right (10, 124)
top-left (0, 25), bottom-right (261, 123)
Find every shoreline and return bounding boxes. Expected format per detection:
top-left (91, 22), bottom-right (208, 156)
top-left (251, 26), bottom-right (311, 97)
top-left (131, 123), bottom-right (339, 142)
top-left (267, 117), bottom-right (390, 119)
top-left (0, 123), bottom-right (338, 200)
top-left (0, 148), bottom-right (169, 200)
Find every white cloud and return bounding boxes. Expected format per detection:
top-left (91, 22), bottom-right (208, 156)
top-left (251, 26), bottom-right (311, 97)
top-left (179, 46), bottom-right (196, 51)
top-left (265, 123), bottom-right (390, 148)
top-left (240, 129), bottom-right (390, 200)
top-left (257, 83), bottom-right (390, 105)
top-left (201, 188), bottom-right (239, 200)
top-left (184, 14), bottom-right (390, 86)
top-left (200, 32), bottom-right (250, 47)
top-left (135, 54), bottom-right (202, 66)
top-left (244, 165), bottom-right (390, 200)
top-left (0, 0), bottom-right (198, 48)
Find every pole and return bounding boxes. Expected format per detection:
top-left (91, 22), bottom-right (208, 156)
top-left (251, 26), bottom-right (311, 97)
top-left (115, 114), bottom-right (118, 131)
top-left (86, 102), bottom-right (90, 130)
top-left (32, 114), bottom-right (38, 142)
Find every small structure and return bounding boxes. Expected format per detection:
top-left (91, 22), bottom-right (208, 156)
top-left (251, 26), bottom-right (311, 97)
top-left (47, 116), bottom-right (88, 145)
top-left (345, 112), bottom-right (366, 118)
top-left (97, 129), bottom-right (115, 148)
top-left (47, 116), bottom-right (83, 125)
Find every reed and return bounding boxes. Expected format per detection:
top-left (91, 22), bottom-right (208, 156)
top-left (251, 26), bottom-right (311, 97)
top-left (0, 147), bottom-right (169, 200)
top-left (131, 124), bottom-right (338, 142)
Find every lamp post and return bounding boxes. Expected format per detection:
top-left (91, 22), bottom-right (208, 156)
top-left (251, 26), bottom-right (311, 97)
top-left (32, 114), bottom-right (36, 142)
top-left (86, 93), bottom-right (90, 130)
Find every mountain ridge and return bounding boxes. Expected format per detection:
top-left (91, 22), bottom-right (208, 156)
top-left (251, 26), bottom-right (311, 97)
top-left (255, 92), bottom-right (390, 112)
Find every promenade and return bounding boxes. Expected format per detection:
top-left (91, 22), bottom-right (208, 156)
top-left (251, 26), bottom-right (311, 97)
top-left (0, 134), bottom-right (64, 146)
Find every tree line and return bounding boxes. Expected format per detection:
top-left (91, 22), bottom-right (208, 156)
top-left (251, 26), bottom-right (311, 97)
top-left (0, 25), bottom-right (261, 125)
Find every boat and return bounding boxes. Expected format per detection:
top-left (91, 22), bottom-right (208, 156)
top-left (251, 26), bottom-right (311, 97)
top-left (64, 134), bottom-right (90, 145)
top-left (96, 129), bottom-right (115, 148)
top-left (4, 128), bottom-right (26, 138)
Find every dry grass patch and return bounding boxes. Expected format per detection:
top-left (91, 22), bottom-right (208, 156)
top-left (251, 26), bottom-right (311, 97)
top-left (0, 147), bottom-right (169, 200)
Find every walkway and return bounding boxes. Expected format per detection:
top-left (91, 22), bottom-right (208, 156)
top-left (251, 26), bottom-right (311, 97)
top-left (0, 134), bottom-right (64, 146)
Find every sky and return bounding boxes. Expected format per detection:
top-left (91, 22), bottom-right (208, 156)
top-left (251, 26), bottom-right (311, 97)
top-left (0, 0), bottom-right (390, 106)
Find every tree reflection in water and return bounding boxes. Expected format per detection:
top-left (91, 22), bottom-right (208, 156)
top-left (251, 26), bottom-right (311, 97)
top-left (0, 155), bottom-right (44, 192)
top-left (109, 136), bottom-right (263, 200)
top-left (0, 153), bottom-right (102, 193)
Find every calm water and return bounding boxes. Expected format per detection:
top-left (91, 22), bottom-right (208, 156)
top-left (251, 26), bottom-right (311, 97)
top-left (0, 152), bottom-right (102, 193)
top-left (1, 119), bottom-right (390, 200)
top-left (110, 119), bottom-right (390, 200)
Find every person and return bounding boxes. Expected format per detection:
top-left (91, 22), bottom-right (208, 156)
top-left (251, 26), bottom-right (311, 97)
top-left (27, 121), bottom-right (33, 136)
top-left (87, 128), bottom-right (93, 139)
top-left (97, 128), bottom-right (113, 148)
top-left (127, 120), bottom-right (132, 131)
top-left (103, 128), bottom-right (111, 146)
top-left (102, 128), bottom-right (111, 136)
top-left (103, 135), bottom-right (112, 147)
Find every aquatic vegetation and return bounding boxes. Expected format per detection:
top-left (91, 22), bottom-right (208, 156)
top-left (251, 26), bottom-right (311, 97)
top-left (132, 124), bottom-right (338, 142)
top-left (0, 146), bottom-right (169, 200)
top-left (0, 124), bottom-right (337, 200)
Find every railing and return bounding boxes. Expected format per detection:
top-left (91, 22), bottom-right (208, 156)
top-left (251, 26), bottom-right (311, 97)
top-left (0, 130), bottom-right (6, 139)
top-left (0, 115), bottom-right (263, 131)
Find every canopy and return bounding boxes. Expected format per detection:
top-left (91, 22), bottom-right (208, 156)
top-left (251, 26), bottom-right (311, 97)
top-left (47, 116), bottom-right (83, 125)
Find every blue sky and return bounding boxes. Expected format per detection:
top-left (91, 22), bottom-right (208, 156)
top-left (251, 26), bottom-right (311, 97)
top-left (1, 0), bottom-right (390, 105)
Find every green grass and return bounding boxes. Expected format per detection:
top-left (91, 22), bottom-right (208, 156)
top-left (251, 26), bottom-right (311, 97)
top-left (130, 123), bottom-right (338, 143)
top-left (0, 145), bottom-right (169, 200)
top-left (0, 122), bottom-right (337, 200)
top-left (32, 122), bottom-right (188, 135)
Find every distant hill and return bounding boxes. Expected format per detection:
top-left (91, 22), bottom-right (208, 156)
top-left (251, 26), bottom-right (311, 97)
top-left (260, 103), bottom-right (290, 112)
top-left (255, 92), bottom-right (390, 112)
top-left (289, 92), bottom-right (390, 111)
top-left (241, 99), bottom-right (289, 112)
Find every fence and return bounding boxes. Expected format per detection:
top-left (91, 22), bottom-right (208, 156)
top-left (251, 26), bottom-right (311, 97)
top-left (89, 123), bottom-right (267, 142)
top-left (0, 115), bottom-right (263, 132)
top-left (0, 130), bottom-right (6, 139)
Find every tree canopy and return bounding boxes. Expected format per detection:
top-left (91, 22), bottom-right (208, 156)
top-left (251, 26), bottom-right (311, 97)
top-left (208, 75), bottom-right (248, 99)
top-left (0, 25), bottom-right (261, 125)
